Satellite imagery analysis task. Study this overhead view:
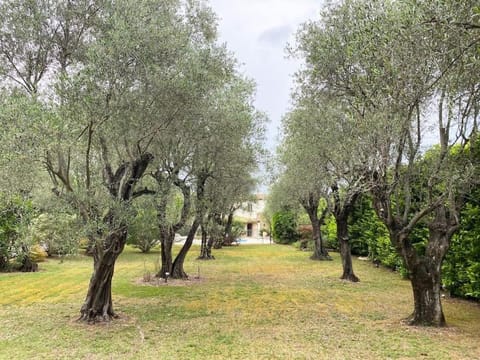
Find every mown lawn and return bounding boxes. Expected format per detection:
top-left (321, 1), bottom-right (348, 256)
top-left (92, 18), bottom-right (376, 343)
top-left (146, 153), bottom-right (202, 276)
top-left (0, 244), bottom-right (479, 359)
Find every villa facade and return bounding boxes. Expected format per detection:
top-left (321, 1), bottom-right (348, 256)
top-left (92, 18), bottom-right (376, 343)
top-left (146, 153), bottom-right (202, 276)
top-left (234, 194), bottom-right (268, 238)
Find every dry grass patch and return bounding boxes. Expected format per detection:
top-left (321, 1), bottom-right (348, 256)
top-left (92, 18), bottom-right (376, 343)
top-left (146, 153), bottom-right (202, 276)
top-left (0, 244), bottom-right (479, 359)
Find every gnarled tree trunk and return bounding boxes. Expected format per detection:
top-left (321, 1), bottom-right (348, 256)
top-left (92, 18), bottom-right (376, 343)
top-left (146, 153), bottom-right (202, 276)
top-left (154, 171), bottom-right (192, 279)
top-left (171, 170), bottom-right (208, 279)
top-left (78, 151), bottom-right (153, 323)
top-left (198, 224), bottom-right (215, 260)
top-left (373, 179), bottom-right (459, 327)
top-left (307, 205), bottom-right (331, 261)
top-left (158, 227), bottom-right (174, 278)
top-left (402, 207), bottom-right (456, 326)
top-left (220, 211), bottom-right (234, 247)
top-left (79, 228), bottom-right (127, 322)
top-left (332, 184), bottom-right (359, 281)
top-left (408, 258), bottom-right (445, 326)
top-left (311, 221), bottom-right (330, 260)
top-left (394, 226), bottom-right (447, 326)
top-left (300, 193), bottom-right (331, 260)
top-left (171, 219), bottom-right (200, 279)
top-left (336, 214), bottom-right (359, 282)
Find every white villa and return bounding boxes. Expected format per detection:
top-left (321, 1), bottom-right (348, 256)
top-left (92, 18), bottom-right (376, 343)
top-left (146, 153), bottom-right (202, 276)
top-left (234, 194), bottom-right (268, 238)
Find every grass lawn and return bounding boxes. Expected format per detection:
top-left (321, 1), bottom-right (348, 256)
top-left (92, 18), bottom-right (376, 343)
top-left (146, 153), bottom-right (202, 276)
top-left (0, 244), bottom-right (479, 359)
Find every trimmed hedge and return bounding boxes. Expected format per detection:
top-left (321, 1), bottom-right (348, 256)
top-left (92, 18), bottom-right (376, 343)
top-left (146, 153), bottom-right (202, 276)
top-left (272, 209), bottom-right (299, 244)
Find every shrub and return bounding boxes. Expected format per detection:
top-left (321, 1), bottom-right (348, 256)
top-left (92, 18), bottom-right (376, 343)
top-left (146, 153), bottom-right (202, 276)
top-left (298, 224), bottom-right (313, 240)
top-left (272, 209), bottom-right (299, 244)
top-left (29, 244), bottom-right (48, 263)
top-left (0, 195), bottom-right (35, 272)
top-left (127, 206), bottom-right (159, 253)
top-left (223, 220), bottom-right (245, 246)
top-left (374, 235), bottom-right (404, 271)
top-left (443, 200), bottom-right (480, 300)
top-left (78, 238), bottom-right (90, 250)
top-left (293, 239), bottom-right (314, 251)
top-left (322, 215), bottom-right (338, 250)
top-left (28, 213), bottom-right (80, 257)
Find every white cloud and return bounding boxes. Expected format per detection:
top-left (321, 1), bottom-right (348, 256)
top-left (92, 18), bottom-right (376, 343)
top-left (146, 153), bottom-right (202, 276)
top-left (209, 0), bottom-right (324, 149)
top-left (258, 25), bottom-right (293, 46)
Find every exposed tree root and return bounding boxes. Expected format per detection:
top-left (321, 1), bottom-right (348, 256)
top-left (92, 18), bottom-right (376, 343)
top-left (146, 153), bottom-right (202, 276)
top-left (340, 273), bottom-right (360, 282)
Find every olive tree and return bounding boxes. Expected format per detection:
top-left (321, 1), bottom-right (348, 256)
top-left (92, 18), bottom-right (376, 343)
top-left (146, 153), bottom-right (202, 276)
top-left (0, 0), bottom-right (232, 322)
top-left (147, 41), bottom-right (265, 276)
top-left (268, 152), bottom-right (331, 260)
top-left (173, 76), bottom-right (265, 273)
top-left (293, 0), bottom-right (480, 325)
top-left (278, 91), bottom-right (373, 279)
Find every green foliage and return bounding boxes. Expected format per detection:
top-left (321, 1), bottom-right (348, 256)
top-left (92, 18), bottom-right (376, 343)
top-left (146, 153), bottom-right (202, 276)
top-left (28, 244), bottom-right (48, 263)
top-left (231, 220), bottom-right (246, 238)
top-left (0, 194), bottom-right (35, 271)
top-left (348, 197), bottom-right (373, 256)
top-left (127, 198), bottom-right (159, 253)
top-left (28, 213), bottom-right (81, 257)
top-left (347, 196), bottom-right (407, 273)
top-left (322, 215), bottom-right (338, 250)
top-left (272, 209), bottom-right (299, 244)
top-left (443, 196), bottom-right (480, 300)
top-left (293, 239), bottom-right (314, 251)
top-left (294, 225), bottom-right (314, 250)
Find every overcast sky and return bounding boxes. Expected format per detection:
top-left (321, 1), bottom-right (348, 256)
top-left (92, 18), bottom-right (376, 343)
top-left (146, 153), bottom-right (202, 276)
top-left (209, 0), bottom-right (325, 151)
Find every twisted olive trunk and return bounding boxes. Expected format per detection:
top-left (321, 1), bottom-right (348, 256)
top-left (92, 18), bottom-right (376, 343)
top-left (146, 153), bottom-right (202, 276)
top-left (332, 185), bottom-right (359, 282)
top-left (171, 219), bottom-right (200, 279)
top-left (402, 208), bottom-right (456, 326)
top-left (308, 207), bottom-right (331, 261)
top-left (158, 227), bottom-right (174, 278)
top-left (154, 172), bottom-right (192, 279)
top-left (198, 224), bottom-right (215, 260)
top-left (408, 259), bottom-right (445, 326)
top-left (220, 212), bottom-right (235, 248)
top-left (336, 214), bottom-right (359, 282)
top-left (78, 152), bottom-right (153, 323)
top-left (172, 171), bottom-right (208, 278)
top-left (373, 179), bottom-right (458, 326)
top-left (79, 228), bottom-right (127, 322)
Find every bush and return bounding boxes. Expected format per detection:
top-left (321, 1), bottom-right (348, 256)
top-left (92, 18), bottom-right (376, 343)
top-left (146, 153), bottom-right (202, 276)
top-left (348, 196), bottom-right (376, 256)
top-left (373, 235), bottom-right (404, 271)
top-left (298, 224), bottom-right (313, 240)
top-left (272, 209), bottom-right (299, 244)
top-left (322, 215), bottom-right (338, 250)
top-left (127, 205), bottom-right (159, 253)
top-left (0, 195), bottom-right (35, 272)
top-left (223, 220), bottom-right (245, 246)
top-left (78, 238), bottom-right (90, 250)
top-left (443, 200), bottom-right (480, 300)
top-left (29, 244), bottom-right (48, 263)
top-left (28, 213), bottom-right (80, 257)
top-left (293, 239), bottom-right (314, 251)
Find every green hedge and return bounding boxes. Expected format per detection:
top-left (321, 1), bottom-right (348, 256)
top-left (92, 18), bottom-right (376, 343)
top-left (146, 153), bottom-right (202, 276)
top-left (0, 195), bottom-right (35, 271)
top-left (345, 194), bottom-right (480, 300)
top-left (442, 197), bottom-right (480, 300)
top-left (272, 209), bottom-right (299, 244)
